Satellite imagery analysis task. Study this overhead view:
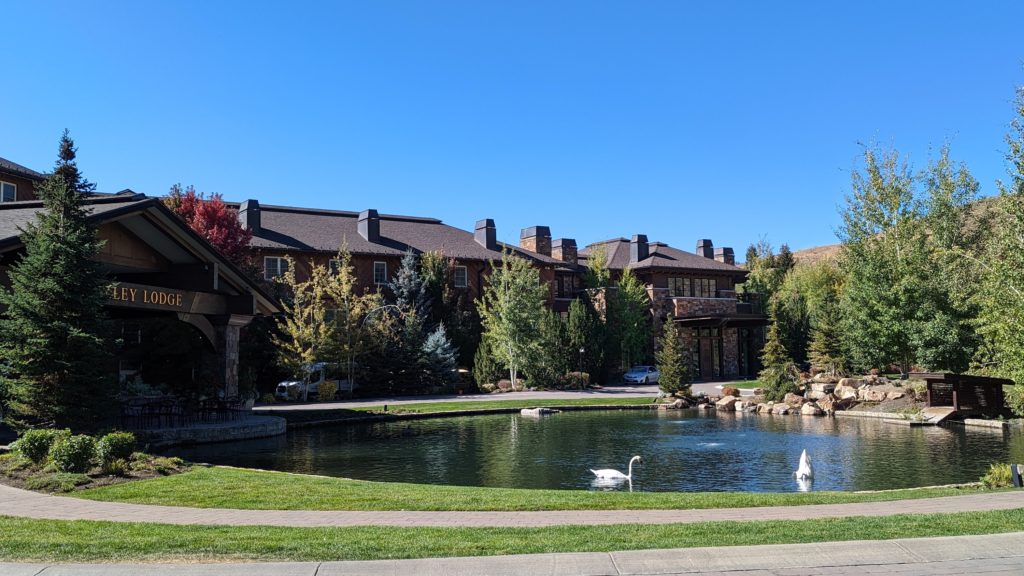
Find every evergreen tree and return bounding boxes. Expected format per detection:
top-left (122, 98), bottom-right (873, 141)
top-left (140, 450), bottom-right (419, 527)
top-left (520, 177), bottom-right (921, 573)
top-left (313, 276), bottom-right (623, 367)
top-left (758, 314), bottom-right (799, 402)
top-left (421, 250), bottom-right (481, 368)
top-left (616, 267), bottom-right (651, 368)
top-left (390, 250), bottom-right (429, 319)
top-left (528, 311), bottom-right (570, 387)
top-left (807, 299), bottom-right (845, 378)
top-left (0, 131), bottom-right (114, 432)
top-left (584, 246), bottom-right (611, 288)
top-left (421, 323), bottom-right (458, 387)
top-left (655, 316), bottom-right (691, 395)
top-left (476, 250), bottom-right (548, 390)
top-left (472, 336), bottom-right (505, 388)
top-left (566, 298), bottom-right (603, 381)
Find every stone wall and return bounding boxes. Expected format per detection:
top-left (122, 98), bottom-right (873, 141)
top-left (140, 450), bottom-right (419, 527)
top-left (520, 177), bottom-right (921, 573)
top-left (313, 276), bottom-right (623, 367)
top-left (723, 327), bottom-right (739, 378)
top-left (671, 297), bottom-right (738, 318)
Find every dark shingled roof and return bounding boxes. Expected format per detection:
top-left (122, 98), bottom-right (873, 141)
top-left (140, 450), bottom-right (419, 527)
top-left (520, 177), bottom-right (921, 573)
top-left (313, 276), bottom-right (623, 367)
top-left (0, 157), bottom-right (47, 181)
top-left (579, 238), bottom-right (746, 274)
top-left (0, 192), bottom-right (146, 248)
top-left (243, 203), bottom-right (562, 265)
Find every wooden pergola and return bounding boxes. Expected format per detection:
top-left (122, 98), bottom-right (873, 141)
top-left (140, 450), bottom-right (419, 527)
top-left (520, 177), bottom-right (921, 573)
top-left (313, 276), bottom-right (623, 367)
top-left (910, 372), bottom-right (1015, 417)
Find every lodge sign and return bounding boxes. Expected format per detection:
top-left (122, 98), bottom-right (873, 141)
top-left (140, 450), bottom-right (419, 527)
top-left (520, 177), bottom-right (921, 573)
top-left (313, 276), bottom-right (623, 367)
top-left (108, 283), bottom-right (187, 311)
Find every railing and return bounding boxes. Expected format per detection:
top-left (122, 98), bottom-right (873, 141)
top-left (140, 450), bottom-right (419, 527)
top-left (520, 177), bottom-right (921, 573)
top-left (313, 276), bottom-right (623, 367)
top-left (119, 396), bottom-right (251, 430)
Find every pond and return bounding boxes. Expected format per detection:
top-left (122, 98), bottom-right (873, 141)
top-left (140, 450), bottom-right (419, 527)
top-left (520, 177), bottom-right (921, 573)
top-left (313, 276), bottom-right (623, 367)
top-left (166, 409), bottom-right (1024, 492)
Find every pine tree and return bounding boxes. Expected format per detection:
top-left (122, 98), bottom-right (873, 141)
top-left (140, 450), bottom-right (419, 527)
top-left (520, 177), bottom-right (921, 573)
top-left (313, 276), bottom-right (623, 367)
top-left (655, 316), bottom-right (691, 396)
top-left (758, 314), bottom-right (799, 402)
top-left (0, 131), bottom-right (114, 432)
top-left (390, 250), bottom-right (429, 319)
top-left (807, 300), bottom-right (845, 378)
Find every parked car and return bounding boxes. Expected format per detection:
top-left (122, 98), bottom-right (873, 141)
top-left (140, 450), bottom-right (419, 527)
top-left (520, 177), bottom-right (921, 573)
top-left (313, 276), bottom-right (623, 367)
top-left (623, 365), bottom-right (660, 384)
top-left (275, 362), bottom-right (332, 401)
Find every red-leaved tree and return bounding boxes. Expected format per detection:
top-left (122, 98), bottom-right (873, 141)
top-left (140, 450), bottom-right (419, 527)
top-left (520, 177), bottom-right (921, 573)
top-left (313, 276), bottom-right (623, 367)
top-left (164, 184), bottom-right (257, 277)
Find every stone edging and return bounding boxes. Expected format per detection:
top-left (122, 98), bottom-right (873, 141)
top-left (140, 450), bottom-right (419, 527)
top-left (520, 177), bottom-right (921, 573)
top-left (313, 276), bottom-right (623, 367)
top-left (285, 403), bottom-right (660, 428)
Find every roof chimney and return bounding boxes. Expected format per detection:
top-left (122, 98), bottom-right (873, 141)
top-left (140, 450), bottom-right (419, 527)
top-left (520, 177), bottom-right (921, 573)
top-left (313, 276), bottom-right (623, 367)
top-left (697, 238), bottom-right (714, 259)
top-left (520, 226), bottom-right (552, 256)
top-left (475, 218), bottom-right (497, 250)
top-left (552, 238), bottom-right (577, 265)
top-left (714, 247), bottom-right (735, 266)
top-left (358, 209), bottom-right (380, 243)
top-left (239, 199), bottom-right (260, 233)
top-left (630, 234), bottom-right (649, 263)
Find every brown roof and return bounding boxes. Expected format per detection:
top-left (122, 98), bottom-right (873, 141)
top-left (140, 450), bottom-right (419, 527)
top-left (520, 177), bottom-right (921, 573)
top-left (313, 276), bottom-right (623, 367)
top-left (243, 203), bottom-right (562, 265)
top-left (0, 192), bottom-right (144, 248)
top-left (579, 238), bottom-right (747, 274)
top-left (0, 157), bottom-right (47, 181)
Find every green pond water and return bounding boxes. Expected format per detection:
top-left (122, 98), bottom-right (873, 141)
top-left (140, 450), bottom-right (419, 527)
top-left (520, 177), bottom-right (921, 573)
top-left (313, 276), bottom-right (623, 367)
top-left (166, 410), bottom-right (1024, 492)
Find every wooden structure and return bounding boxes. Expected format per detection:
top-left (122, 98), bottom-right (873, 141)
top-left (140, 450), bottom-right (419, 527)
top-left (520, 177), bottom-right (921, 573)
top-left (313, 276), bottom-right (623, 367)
top-left (911, 372), bottom-right (1014, 418)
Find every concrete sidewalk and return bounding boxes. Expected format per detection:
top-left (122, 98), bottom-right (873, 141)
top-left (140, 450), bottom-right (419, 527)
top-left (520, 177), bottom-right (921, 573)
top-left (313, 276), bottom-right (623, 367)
top-left (1, 482), bottom-right (1023, 527)
top-left (3, 532), bottom-right (1024, 574)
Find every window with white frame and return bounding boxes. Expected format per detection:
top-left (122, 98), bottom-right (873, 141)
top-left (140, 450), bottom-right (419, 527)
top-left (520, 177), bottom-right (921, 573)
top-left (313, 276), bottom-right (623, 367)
top-left (453, 265), bottom-right (468, 288)
top-left (373, 261), bottom-right (388, 285)
top-left (1, 181), bottom-right (16, 202)
top-left (264, 256), bottom-right (289, 280)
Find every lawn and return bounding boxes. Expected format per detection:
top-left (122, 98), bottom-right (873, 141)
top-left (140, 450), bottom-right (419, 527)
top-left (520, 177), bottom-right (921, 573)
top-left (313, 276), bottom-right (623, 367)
top-left (74, 465), bottom-right (985, 511)
top-left (2, 508), bottom-right (1023, 562)
top-left (264, 395), bottom-right (658, 423)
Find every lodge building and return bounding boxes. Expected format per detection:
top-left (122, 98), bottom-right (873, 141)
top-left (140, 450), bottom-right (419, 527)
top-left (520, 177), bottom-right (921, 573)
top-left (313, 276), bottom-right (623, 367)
top-left (0, 157), bottom-right (279, 398)
top-left (0, 153), bottom-right (766, 388)
top-left (234, 198), bottom-right (768, 381)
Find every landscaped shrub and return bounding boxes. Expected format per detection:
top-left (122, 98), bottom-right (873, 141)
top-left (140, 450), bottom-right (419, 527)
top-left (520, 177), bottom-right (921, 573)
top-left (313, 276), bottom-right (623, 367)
top-left (1005, 385), bottom-right (1024, 418)
top-left (562, 372), bottom-right (589, 389)
top-left (11, 428), bottom-right (70, 464)
top-left (259, 393), bottom-right (276, 404)
top-left (49, 435), bottom-right (97, 473)
top-left (97, 432), bottom-right (136, 464)
top-left (101, 458), bottom-right (129, 476)
top-left (981, 463), bottom-right (1014, 488)
top-left (317, 380), bottom-right (338, 401)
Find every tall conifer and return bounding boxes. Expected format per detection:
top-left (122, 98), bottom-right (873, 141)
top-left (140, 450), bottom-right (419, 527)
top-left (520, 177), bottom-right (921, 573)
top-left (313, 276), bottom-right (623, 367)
top-left (0, 131), bottom-right (114, 432)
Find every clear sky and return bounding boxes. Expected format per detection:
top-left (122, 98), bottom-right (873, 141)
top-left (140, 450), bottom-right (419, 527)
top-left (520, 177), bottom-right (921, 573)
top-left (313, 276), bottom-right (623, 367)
top-left (4, 1), bottom-right (1023, 254)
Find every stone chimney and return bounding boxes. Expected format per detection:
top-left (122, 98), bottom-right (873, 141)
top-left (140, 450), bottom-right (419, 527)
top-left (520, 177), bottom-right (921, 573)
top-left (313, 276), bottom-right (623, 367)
top-left (358, 209), bottom-right (380, 243)
top-left (520, 226), bottom-right (552, 256)
top-left (630, 234), bottom-right (649, 263)
top-left (475, 219), bottom-right (497, 250)
top-left (239, 199), bottom-right (260, 233)
top-left (697, 238), bottom-right (715, 259)
top-left (552, 238), bottom-right (577, 265)
top-left (714, 247), bottom-right (735, 266)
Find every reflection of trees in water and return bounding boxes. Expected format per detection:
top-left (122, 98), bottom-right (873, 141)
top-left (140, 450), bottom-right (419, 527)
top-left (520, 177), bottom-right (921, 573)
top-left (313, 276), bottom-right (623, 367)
top-left (166, 411), bottom-right (1024, 492)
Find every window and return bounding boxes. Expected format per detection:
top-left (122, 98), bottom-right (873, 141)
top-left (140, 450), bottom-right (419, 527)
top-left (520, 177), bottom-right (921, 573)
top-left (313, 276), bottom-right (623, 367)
top-left (329, 259), bottom-right (342, 275)
top-left (264, 256), bottom-right (289, 280)
top-left (668, 277), bottom-right (691, 297)
top-left (454, 265), bottom-right (468, 288)
top-left (556, 273), bottom-right (577, 298)
top-left (1, 181), bottom-right (16, 202)
top-left (696, 278), bottom-right (717, 298)
top-left (373, 261), bottom-right (388, 285)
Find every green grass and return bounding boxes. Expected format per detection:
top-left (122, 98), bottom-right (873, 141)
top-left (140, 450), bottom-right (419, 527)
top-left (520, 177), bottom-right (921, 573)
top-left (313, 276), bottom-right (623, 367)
top-left (266, 396), bottom-right (657, 423)
top-left (74, 466), bottom-right (986, 511)
top-left (2, 509), bottom-right (1023, 562)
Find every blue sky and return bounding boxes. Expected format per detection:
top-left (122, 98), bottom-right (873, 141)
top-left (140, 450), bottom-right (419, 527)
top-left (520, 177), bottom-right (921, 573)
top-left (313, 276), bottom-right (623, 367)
top-left (3, 1), bottom-right (1023, 253)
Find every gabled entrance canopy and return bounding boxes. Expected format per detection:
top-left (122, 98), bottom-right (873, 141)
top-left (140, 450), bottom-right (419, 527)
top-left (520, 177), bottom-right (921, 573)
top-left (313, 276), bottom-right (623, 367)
top-left (0, 191), bottom-right (280, 396)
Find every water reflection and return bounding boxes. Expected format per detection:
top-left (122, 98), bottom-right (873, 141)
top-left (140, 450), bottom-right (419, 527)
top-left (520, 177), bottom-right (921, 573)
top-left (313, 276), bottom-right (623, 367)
top-left (165, 410), bottom-right (1024, 492)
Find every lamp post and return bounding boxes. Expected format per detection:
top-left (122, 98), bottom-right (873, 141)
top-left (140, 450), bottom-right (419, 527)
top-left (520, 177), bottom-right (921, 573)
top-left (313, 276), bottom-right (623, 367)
top-left (578, 347), bottom-right (585, 381)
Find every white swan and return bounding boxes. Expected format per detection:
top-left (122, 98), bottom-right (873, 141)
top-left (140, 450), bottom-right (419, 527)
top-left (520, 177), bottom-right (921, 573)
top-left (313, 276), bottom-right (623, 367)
top-left (794, 449), bottom-right (814, 480)
top-left (591, 455), bottom-right (642, 481)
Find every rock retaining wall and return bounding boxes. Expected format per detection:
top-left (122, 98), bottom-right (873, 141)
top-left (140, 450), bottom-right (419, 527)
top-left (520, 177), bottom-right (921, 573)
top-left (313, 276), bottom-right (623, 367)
top-left (135, 415), bottom-right (287, 449)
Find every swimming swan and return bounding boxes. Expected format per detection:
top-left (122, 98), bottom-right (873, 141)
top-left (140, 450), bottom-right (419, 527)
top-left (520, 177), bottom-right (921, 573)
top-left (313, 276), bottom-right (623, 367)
top-left (591, 455), bottom-right (642, 481)
top-left (794, 449), bottom-right (814, 480)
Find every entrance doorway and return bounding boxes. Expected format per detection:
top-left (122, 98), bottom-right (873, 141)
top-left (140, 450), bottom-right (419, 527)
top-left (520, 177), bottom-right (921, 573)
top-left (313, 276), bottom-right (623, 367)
top-left (691, 327), bottom-right (722, 381)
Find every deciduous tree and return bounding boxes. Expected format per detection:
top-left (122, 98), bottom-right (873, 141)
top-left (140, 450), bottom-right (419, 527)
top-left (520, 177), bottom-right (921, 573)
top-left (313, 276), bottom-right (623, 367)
top-left (164, 184), bottom-right (255, 276)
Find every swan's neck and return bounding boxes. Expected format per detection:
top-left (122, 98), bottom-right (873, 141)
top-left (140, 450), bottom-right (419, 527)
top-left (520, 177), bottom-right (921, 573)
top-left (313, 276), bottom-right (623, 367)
top-left (627, 457), bottom-right (638, 479)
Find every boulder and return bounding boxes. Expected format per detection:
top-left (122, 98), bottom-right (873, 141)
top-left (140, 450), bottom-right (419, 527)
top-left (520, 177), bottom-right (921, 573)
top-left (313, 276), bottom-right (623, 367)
top-left (806, 390), bottom-right (829, 401)
top-left (771, 404), bottom-right (791, 415)
top-left (752, 388), bottom-right (764, 396)
top-left (783, 393), bottom-right (807, 407)
top-left (756, 403), bottom-right (770, 413)
top-left (838, 377), bottom-right (865, 389)
top-left (700, 402), bottom-right (715, 411)
top-left (800, 402), bottom-right (824, 416)
top-left (810, 382), bottom-right (837, 394)
top-left (721, 386), bottom-right (741, 397)
top-left (835, 385), bottom-right (859, 400)
top-left (860, 388), bottom-right (887, 402)
top-left (716, 396), bottom-right (739, 411)
top-left (670, 398), bottom-right (689, 409)
top-left (743, 404), bottom-right (758, 413)
top-left (886, 391), bottom-right (905, 401)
